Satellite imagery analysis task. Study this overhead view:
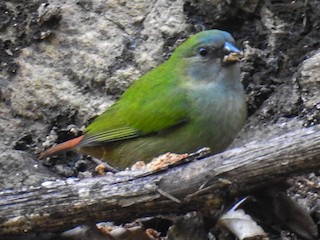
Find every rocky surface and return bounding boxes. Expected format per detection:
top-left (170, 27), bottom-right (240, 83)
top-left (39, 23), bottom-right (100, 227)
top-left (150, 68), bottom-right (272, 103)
top-left (1, 0), bottom-right (320, 239)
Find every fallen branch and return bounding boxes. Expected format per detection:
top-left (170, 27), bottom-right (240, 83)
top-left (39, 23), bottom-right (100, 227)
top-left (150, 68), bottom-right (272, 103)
top-left (1, 125), bottom-right (320, 235)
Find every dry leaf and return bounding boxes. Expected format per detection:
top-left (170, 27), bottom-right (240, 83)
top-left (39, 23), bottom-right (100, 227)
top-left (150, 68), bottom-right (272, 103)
top-left (97, 224), bottom-right (159, 240)
top-left (271, 191), bottom-right (318, 240)
top-left (95, 164), bottom-right (107, 175)
top-left (130, 161), bottom-right (146, 170)
top-left (218, 197), bottom-right (268, 240)
top-left (145, 152), bottom-right (188, 171)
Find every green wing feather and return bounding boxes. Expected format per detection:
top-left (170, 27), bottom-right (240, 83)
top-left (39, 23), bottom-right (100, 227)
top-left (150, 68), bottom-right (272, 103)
top-left (80, 60), bottom-right (190, 146)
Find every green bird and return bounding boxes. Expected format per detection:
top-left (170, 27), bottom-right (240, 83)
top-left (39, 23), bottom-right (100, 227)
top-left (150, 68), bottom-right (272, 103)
top-left (39, 30), bottom-right (247, 170)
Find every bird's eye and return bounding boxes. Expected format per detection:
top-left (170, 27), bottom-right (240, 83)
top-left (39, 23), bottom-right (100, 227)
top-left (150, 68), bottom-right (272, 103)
top-left (198, 47), bottom-right (208, 57)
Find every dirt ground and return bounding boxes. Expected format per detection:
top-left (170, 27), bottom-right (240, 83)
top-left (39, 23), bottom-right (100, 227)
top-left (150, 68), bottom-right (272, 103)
top-left (1, 0), bottom-right (320, 239)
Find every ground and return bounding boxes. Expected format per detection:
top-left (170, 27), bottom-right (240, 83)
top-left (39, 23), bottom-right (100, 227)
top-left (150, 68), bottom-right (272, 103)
top-left (1, 0), bottom-right (320, 239)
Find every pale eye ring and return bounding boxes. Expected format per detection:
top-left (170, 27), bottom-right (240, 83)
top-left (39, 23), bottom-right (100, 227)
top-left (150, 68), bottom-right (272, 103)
top-left (198, 47), bottom-right (208, 57)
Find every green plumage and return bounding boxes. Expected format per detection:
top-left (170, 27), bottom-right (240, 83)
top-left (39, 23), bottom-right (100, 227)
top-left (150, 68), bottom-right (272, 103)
top-left (77, 30), bottom-right (247, 169)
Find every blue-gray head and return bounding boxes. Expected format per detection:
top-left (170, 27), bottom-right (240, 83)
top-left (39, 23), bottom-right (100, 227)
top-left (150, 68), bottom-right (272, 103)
top-left (172, 30), bottom-right (242, 85)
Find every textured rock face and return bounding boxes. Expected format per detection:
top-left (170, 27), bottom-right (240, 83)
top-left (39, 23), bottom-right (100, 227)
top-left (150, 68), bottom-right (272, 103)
top-left (6, 0), bottom-right (188, 122)
top-left (298, 51), bottom-right (320, 126)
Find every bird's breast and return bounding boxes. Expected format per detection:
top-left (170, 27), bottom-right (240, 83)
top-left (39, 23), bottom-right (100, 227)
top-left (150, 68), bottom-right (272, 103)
top-left (187, 81), bottom-right (247, 152)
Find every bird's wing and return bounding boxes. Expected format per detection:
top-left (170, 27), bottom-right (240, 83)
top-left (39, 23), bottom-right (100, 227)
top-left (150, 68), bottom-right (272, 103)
top-left (79, 64), bottom-right (189, 146)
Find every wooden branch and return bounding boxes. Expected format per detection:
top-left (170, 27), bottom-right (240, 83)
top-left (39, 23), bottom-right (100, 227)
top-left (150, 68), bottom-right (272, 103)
top-left (1, 125), bottom-right (320, 235)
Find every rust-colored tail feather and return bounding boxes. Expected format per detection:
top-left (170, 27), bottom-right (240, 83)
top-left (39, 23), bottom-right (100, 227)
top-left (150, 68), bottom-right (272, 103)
top-left (38, 135), bottom-right (85, 159)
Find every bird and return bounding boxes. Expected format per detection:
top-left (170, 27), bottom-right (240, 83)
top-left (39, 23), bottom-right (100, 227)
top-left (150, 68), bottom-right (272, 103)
top-left (39, 29), bottom-right (247, 170)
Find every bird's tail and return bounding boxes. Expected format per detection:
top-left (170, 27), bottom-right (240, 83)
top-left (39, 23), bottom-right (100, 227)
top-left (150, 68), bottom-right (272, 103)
top-left (38, 135), bottom-right (85, 159)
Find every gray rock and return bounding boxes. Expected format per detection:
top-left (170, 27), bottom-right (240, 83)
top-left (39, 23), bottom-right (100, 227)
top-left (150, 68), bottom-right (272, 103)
top-left (0, 149), bottom-right (57, 189)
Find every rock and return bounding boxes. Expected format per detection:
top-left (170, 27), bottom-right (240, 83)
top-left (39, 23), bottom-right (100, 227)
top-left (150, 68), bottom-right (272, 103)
top-left (0, 149), bottom-right (57, 189)
top-left (298, 51), bottom-right (320, 126)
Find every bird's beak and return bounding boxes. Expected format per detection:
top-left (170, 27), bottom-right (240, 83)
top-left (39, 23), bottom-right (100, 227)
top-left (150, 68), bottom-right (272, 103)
top-left (223, 42), bottom-right (242, 64)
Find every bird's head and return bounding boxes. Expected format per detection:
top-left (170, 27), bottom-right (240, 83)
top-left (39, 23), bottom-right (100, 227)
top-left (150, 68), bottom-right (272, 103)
top-left (171, 30), bottom-right (242, 85)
